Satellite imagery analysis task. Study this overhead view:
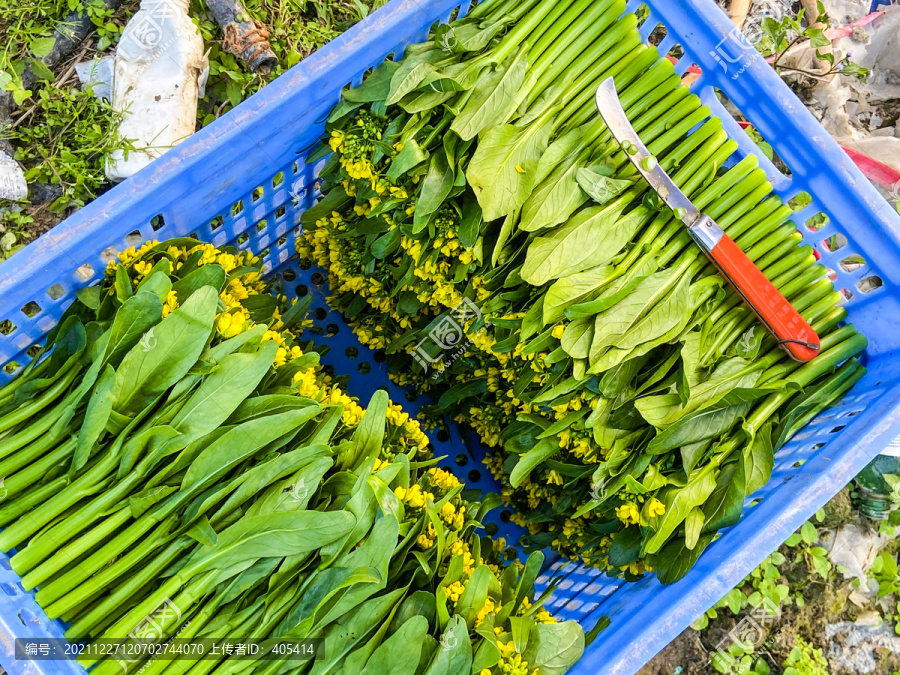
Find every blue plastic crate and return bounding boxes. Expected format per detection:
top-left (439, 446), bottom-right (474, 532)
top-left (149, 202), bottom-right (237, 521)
top-left (1, 0), bottom-right (900, 673)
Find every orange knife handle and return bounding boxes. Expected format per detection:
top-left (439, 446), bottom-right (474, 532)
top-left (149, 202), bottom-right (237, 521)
top-left (692, 217), bottom-right (820, 362)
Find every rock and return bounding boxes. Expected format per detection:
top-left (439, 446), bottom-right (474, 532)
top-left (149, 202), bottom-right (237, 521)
top-left (848, 590), bottom-right (871, 608)
top-left (825, 621), bottom-right (900, 673)
top-left (872, 126), bottom-right (896, 137)
top-left (27, 182), bottom-right (64, 205)
top-left (854, 611), bottom-right (883, 626)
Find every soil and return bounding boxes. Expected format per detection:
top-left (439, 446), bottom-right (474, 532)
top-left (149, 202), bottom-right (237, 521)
top-left (639, 489), bottom-right (900, 674)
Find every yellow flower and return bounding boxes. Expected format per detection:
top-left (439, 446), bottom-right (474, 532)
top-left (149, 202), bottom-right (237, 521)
top-left (161, 290), bottom-right (178, 317)
top-left (514, 165), bottom-right (525, 174)
top-left (646, 498), bottom-right (666, 518)
top-left (615, 503), bottom-right (641, 526)
top-left (475, 597), bottom-right (498, 626)
top-left (133, 260), bottom-right (153, 277)
top-left (444, 580), bottom-right (466, 603)
top-left (273, 347), bottom-right (287, 368)
top-left (262, 330), bottom-right (285, 346)
top-left (551, 324), bottom-right (565, 339)
top-left (497, 640), bottom-right (516, 658)
top-left (217, 312), bottom-right (243, 338)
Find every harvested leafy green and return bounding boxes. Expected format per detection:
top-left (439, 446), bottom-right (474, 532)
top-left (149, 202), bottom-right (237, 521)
top-left (296, 0), bottom-right (867, 583)
top-left (0, 237), bottom-right (584, 675)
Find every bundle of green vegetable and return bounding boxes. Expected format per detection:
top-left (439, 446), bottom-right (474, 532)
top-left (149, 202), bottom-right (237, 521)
top-left (296, 0), bottom-right (867, 583)
top-left (0, 239), bottom-right (584, 675)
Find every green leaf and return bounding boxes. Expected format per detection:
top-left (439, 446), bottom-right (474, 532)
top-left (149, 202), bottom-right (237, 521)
top-left (30, 37), bottom-right (55, 58)
top-left (702, 457), bottom-right (745, 532)
top-left (467, 122), bottom-right (551, 222)
top-left (425, 615), bottom-right (473, 675)
top-left (343, 60), bottom-right (400, 103)
top-left (387, 52), bottom-right (442, 105)
top-left (372, 228), bottom-right (401, 259)
top-left (386, 140), bottom-right (427, 181)
top-left (645, 464), bottom-right (718, 554)
top-left (112, 286), bottom-right (218, 416)
top-left (588, 269), bottom-right (681, 358)
top-left (186, 515), bottom-right (218, 547)
top-left (115, 265), bottom-right (133, 304)
top-left (73, 363), bottom-right (116, 472)
top-left (800, 521), bottom-right (818, 545)
top-left (655, 533), bottom-right (715, 585)
top-left (519, 158), bottom-right (587, 235)
top-left (75, 285), bottom-right (103, 310)
top-left (521, 622), bottom-right (584, 675)
top-left (522, 203), bottom-right (646, 286)
top-left (684, 507), bottom-right (705, 550)
top-left (172, 264), bottom-right (227, 299)
top-left (181, 407), bottom-right (323, 495)
top-left (434, 19), bottom-right (509, 53)
top-left (128, 485), bottom-right (178, 518)
top-left (438, 379), bottom-right (488, 410)
top-left (491, 207), bottom-right (518, 266)
top-left (187, 510), bottom-right (355, 576)
top-left (415, 149), bottom-right (455, 228)
top-left (103, 290), bottom-right (164, 367)
top-left (744, 421), bottom-right (775, 495)
top-left (543, 266), bottom-right (615, 325)
top-left (607, 526), bottom-right (642, 567)
top-left (509, 438), bottom-right (557, 488)
top-left (575, 167), bottom-right (633, 205)
top-left (169, 342), bottom-right (278, 445)
top-left (451, 49), bottom-right (531, 141)
top-left (359, 615), bottom-right (428, 675)
top-left (561, 317), bottom-right (594, 359)
top-left (647, 401), bottom-right (752, 455)
top-left (341, 390), bottom-right (389, 470)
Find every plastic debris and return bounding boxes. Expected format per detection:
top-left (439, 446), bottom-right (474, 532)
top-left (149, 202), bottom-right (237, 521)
top-left (819, 522), bottom-right (892, 586)
top-left (0, 150), bottom-right (27, 201)
top-left (208, 0), bottom-right (277, 73)
top-left (75, 56), bottom-right (116, 100)
top-left (105, 0), bottom-right (208, 181)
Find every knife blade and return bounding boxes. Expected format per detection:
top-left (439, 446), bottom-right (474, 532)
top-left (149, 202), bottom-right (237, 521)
top-left (594, 77), bottom-right (820, 362)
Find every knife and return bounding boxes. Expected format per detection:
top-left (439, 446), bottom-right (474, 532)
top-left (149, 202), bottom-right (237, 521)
top-left (594, 77), bottom-right (820, 362)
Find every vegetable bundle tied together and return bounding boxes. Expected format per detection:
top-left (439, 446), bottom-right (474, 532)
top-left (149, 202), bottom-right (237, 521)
top-left (296, 0), bottom-right (867, 583)
top-left (0, 239), bottom-right (584, 675)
